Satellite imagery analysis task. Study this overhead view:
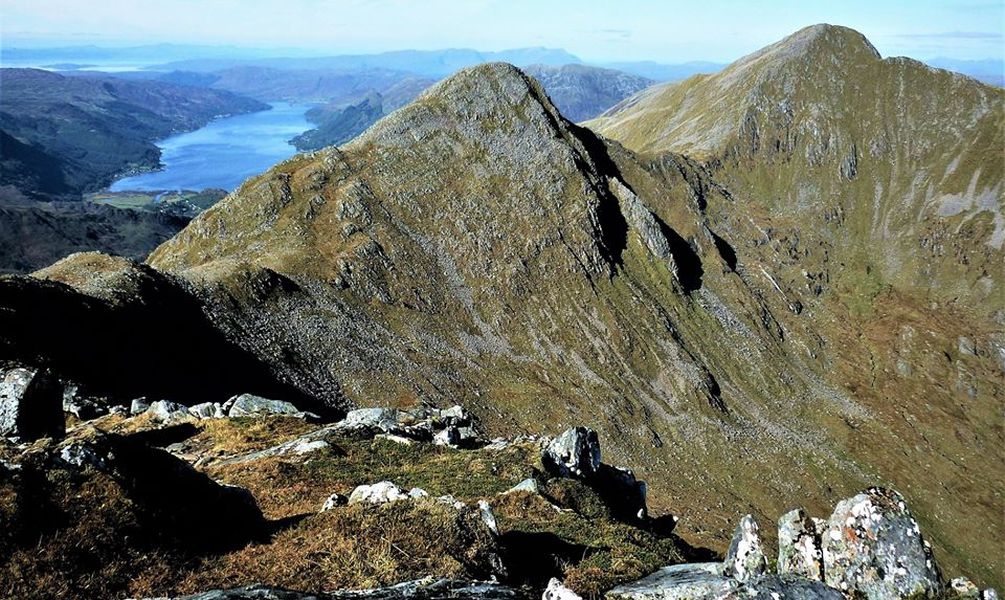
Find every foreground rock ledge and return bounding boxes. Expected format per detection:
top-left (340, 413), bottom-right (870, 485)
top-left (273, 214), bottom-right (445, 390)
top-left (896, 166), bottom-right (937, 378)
top-left (133, 579), bottom-right (529, 599)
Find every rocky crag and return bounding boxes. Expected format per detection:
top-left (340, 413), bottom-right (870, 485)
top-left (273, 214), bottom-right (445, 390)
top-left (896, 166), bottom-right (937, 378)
top-left (0, 24), bottom-right (1001, 593)
top-left (0, 379), bottom-right (996, 600)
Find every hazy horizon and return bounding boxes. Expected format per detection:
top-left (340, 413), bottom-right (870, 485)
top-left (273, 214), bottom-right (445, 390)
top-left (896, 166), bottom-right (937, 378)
top-left (3, 0), bottom-right (1003, 63)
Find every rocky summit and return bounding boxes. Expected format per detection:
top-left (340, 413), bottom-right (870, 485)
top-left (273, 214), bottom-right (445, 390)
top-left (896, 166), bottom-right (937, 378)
top-left (0, 23), bottom-right (1001, 600)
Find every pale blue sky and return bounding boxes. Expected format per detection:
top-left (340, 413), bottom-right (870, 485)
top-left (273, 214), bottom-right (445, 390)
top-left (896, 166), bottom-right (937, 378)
top-left (3, 0), bottom-right (1003, 61)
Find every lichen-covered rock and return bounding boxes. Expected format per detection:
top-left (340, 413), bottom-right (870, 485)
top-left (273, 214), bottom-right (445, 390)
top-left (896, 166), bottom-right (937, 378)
top-left (725, 514), bottom-right (767, 581)
top-left (348, 481), bottom-right (409, 504)
top-left (542, 427), bottom-right (601, 478)
top-left (226, 393), bottom-right (314, 419)
top-left (778, 508), bottom-right (824, 580)
top-left (721, 575), bottom-right (844, 600)
top-left (948, 577), bottom-right (980, 599)
top-left (0, 366), bottom-right (65, 441)
top-left (544, 578), bottom-right (584, 600)
top-left (606, 563), bottom-right (736, 600)
top-left (821, 487), bottom-right (943, 600)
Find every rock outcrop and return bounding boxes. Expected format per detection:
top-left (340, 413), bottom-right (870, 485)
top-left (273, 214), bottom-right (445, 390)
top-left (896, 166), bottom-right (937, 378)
top-left (724, 515), bottom-right (768, 581)
top-left (821, 488), bottom-right (943, 600)
top-left (141, 579), bottom-right (529, 599)
top-left (542, 427), bottom-right (601, 478)
top-left (0, 366), bottom-right (64, 441)
top-left (777, 509), bottom-right (824, 581)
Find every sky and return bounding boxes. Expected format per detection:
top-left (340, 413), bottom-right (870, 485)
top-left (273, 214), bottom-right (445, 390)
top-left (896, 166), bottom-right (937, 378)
top-left (2, 0), bottom-right (1003, 62)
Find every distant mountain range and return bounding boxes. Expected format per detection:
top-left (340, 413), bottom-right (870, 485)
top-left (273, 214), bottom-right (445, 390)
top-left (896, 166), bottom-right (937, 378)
top-left (0, 68), bottom-right (267, 198)
top-left (290, 64), bottom-right (656, 151)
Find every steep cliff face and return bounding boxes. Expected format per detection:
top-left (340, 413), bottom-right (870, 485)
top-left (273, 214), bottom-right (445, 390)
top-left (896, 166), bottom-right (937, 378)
top-left (1, 28), bottom-right (1001, 588)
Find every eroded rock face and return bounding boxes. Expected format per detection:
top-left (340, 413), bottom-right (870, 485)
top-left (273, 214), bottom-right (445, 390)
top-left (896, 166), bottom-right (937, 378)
top-left (821, 487), bottom-right (943, 600)
top-left (778, 508), bottom-right (824, 581)
top-left (0, 366), bottom-right (64, 441)
top-left (542, 427), bottom-right (601, 479)
top-left (724, 514), bottom-right (767, 582)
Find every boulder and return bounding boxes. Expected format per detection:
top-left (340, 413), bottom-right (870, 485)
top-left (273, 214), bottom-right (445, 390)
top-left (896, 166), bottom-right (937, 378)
top-left (606, 563), bottom-right (737, 600)
top-left (291, 439), bottom-right (329, 455)
top-left (948, 578), bottom-right (980, 599)
top-left (724, 514), bottom-right (768, 581)
top-left (440, 405), bottom-right (471, 423)
top-left (59, 442), bottom-right (109, 471)
top-left (148, 399), bottom-right (191, 422)
top-left (507, 478), bottom-right (541, 494)
top-left (130, 397), bottom-right (151, 415)
top-left (434, 425), bottom-right (461, 447)
top-left (227, 393), bottom-right (314, 419)
top-left (777, 508), bottom-right (824, 581)
top-left (0, 366), bottom-right (65, 441)
top-left (821, 487), bottom-right (943, 600)
top-left (477, 499), bottom-right (498, 535)
top-left (544, 578), bottom-right (584, 600)
top-left (189, 402), bottom-right (226, 419)
top-left (320, 492), bottom-right (349, 512)
top-left (339, 407), bottom-right (403, 431)
top-left (348, 481), bottom-right (409, 505)
top-left (542, 427), bottom-right (601, 478)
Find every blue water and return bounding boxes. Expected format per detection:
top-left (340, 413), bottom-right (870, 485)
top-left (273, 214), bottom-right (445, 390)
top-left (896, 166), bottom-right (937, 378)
top-left (110, 102), bottom-right (312, 192)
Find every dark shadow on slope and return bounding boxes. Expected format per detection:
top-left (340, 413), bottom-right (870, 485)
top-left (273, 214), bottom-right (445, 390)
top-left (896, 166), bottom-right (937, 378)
top-left (568, 124), bottom-right (631, 268)
top-left (499, 531), bottom-right (602, 587)
top-left (709, 230), bottom-right (738, 272)
top-left (651, 214), bottom-right (703, 293)
top-left (0, 270), bottom-right (334, 418)
top-left (127, 422), bottom-right (200, 448)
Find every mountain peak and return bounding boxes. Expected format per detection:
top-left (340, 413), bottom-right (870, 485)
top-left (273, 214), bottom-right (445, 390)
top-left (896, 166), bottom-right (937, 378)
top-left (351, 61), bottom-right (572, 151)
top-left (731, 23), bottom-right (880, 73)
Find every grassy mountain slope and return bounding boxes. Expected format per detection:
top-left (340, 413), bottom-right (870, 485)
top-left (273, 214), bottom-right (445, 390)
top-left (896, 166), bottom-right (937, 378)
top-left (587, 24), bottom-right (1004, 584)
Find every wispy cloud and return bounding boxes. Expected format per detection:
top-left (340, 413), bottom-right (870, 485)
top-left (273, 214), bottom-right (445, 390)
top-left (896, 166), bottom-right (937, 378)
top-left (887, 31), bottom-right (1003, 40)
top-left (594, 29), bottom-right (632, 39)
